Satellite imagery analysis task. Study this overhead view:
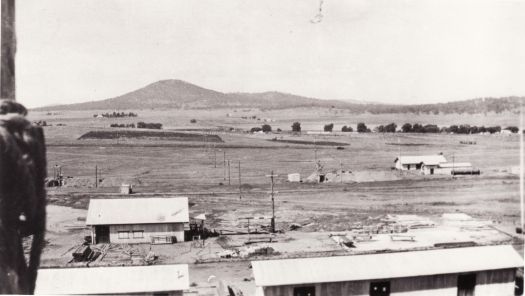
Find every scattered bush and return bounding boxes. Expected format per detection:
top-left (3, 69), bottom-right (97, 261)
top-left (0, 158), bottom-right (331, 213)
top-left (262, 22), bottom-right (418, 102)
top-left (190, 119), bottom-right (197, 123)
top-left (250, 127), bottom-right (263, 133)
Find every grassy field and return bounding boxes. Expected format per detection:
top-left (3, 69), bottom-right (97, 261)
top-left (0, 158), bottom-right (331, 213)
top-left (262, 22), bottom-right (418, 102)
top-left (32, 107), bottom-right (523, 295)
top-left (34, 108), bottom-right (522, 226)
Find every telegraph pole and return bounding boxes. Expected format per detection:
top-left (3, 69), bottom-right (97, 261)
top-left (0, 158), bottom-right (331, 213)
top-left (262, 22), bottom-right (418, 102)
top-left (214, 145), bottom-right (217, 168)
top-left (95, 165), bottom-right (98, 188)
top-left (340, 160), bottom-right (343, 184)
top-left (223, 151), bottom-right (226, 181)
top-left (227, 160), bottom-right (231, 185)
top-left (266, 171), bottom-right (278, 233)
top-left (238, 160), bottom-right (242, 200)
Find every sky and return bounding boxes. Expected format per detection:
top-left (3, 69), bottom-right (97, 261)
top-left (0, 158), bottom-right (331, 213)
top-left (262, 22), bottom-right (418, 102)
top-left (15, 0), bottom-right (525, 108)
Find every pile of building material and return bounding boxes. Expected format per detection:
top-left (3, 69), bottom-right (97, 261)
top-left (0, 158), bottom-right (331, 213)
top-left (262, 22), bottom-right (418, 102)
top-left (381, 214), bottom-right (436, 229)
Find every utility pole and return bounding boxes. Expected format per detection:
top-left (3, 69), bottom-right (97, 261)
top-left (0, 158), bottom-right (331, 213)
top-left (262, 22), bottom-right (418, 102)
top-left (266, 171), bottom-right (278, 233)
top-left (340, 160), bottom-right (343, 184)
top-left (213, 145), bottom-right (217, 168)
top-left (95, 165), bottom-right (98, 188)
top-left (238, 160), bottom-right (242, 200)
top-left (227, 160), bottom-right (231, 185)
top-left (314, 137), bottom-right (317, 163)
top-left (223, 151), bottom-right (226, 181)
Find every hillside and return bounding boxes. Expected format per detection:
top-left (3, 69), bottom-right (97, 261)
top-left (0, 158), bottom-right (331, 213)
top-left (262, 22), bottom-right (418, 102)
top-left (35, 79), bottom-right (523, 114)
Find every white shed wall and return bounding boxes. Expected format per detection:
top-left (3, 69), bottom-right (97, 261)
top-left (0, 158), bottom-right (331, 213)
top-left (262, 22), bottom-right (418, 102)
top-left (109, 223), bottom-right (184, 244)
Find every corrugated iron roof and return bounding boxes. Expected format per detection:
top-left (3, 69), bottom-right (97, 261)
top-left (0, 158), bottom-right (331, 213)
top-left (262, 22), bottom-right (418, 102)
top-left (86, 197), bottom-right (189, 225)
top-left (252, 245), bottom-right (523, 287)
top-left (395, 155), bottom-right (447, 165)
top-left (35, 264), bottom-right (189, 294)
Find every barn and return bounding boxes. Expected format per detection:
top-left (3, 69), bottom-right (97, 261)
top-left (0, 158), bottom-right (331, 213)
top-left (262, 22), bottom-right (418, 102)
top-left (86, 197), bottom-right (189, 244)
top-left (252, 245), bottom-right (522, 296)
top-left (394, 155), bottom-right (447, 171)
top-left (35, 264), bottom-right (189, 295)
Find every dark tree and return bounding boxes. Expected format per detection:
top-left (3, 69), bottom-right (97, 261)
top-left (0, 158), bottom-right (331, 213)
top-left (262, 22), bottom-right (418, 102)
top-left (357, 122), bottom-right (369, 133)
top-left (341, 125), bottom-right (353, 132)
top-left (324, 123), bottom-right (334, 132)
top-left (401, 123), bottom-right (412, 133)
top-left (262, 124), bottom-right (272, 133)
top-left (292, 122), bottom-right (301, 132)
top-left (384, 123), bottom-right (397, 133)
top-left (505, 126), bottom-right (519, 133)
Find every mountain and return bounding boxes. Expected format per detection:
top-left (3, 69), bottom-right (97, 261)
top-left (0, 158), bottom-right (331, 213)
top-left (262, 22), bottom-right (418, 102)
top-left (34, 79), bottom-right (523, 114)
top-left (33, 80), bottom-right (368, 111)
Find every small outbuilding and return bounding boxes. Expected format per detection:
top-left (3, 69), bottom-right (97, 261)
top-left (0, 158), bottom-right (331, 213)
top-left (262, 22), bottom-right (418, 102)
top-left (86, 197), bottom-right (189, 244)
top-left (35, 264), bottom-right (189, 295)
top-left (252, 245), bottom-right (522, 296)
top-left (394, 155), bottom-right (447, 171)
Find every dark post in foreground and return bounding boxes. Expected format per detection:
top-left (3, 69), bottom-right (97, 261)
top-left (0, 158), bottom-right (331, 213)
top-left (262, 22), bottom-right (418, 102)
top-left (1, 0), bottom-right (47, 293)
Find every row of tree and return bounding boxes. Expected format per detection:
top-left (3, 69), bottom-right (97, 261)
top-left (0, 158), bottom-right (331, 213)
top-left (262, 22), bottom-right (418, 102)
top-left (110, 123), bottom-right (136, 128)
top-left (94, 112), bottom-right (138, 118)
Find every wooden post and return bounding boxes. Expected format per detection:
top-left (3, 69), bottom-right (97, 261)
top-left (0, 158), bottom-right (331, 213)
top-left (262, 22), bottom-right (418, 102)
top-left (95, 165), bottom-right (98, 188)
top-left (227, 160), bottom-right (231, 185)
top-left (1, 0), bottom-right (16, 100)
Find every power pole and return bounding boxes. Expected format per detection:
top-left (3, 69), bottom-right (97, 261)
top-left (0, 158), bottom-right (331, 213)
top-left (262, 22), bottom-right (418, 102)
top-left (223, 151), bottom-right (226, 181)
top-left (238, 160), bottom-right (242, 200)
top-left (266, 171), bottom-right (278, 233)
top-left (340, 160), bottom-right (343, 184)
top-left (227, 160), bottom-right (231, 185)
top-left (213, 145), bottom-right (217, 168)
top-left (95, 165), bottom-right (98, 188)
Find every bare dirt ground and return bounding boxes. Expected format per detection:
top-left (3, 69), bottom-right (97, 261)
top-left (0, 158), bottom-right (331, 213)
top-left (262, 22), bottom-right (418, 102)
top-left (32, 108), bottom-right (524, 295)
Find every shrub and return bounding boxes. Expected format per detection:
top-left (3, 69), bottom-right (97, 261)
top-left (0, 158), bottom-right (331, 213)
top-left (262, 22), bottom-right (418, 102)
top-left (190, 119), bottom-right (197, 123)
top-left (505, 126), bottom-right (519, 133)
top-left (250, 127), bottom-right (262, 133)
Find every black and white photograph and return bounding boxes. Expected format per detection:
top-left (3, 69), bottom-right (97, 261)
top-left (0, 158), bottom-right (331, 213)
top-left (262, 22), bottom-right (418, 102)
top-left (0, 0), bottom-right (524, 295)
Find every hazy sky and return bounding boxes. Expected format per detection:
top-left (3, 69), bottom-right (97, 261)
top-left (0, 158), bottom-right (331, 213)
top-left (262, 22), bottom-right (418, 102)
top-left (16, 0), bottom-right (525, 108)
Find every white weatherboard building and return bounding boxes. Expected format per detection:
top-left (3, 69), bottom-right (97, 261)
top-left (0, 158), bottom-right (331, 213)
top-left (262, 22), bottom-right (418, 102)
top-left (252, 245), bottom-right (523, 296)
top-left (394, 155), bottom-right (447, 172)
top-left (86, 197), bottom-right (189, 244)
top-left (35, 264), bottom-right (189, 295)
top-left (421, 162), bottom-right (475, 175)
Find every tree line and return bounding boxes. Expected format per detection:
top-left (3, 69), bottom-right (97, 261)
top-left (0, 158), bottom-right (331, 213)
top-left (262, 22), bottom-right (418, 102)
top-left (94, 112), bottom-right (138, 118)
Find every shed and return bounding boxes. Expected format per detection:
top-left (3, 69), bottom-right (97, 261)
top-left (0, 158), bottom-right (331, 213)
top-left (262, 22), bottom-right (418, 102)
top-left (120, 183), bottom-right (132, 194)
top-left (86, 197), bottom-right (189, 244)
top-left (424, 162), bottom-right (477, 175)
top-left (394, 155), bottom-right (447, 171)
top-left (35, 264), bottom-right (189, 295)
top-left (252, 245), bottom-right (523, 296)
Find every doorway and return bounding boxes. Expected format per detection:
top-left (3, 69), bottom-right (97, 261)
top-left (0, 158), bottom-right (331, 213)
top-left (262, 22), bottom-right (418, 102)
top-left (457, 273), bottom-right (476, 296)
top-left (95, 226), bottom-right (110, 244)
top-left (370, 281), bottom-right (390, 296)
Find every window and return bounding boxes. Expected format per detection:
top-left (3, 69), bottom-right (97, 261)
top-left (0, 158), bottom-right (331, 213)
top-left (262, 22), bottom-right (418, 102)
top-left (293, 286), bottom-right (315, 296)
top-left (118, 231), bottom-right (129, 239)
top-left (133, 230), bottom-right (144, 238)
top-left (457, 273), bottom-right (476, 296)
top-left (370, 281), bottom-right (390, 296)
